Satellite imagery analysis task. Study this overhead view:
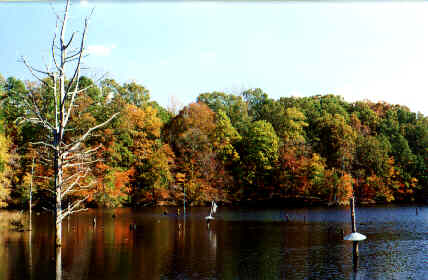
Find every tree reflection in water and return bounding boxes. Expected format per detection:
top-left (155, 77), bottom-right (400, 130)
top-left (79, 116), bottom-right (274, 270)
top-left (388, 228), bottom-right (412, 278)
top-left (56, 247), bottom-right (61, 280)
top-left (0, 206), bottom-right (428, 279)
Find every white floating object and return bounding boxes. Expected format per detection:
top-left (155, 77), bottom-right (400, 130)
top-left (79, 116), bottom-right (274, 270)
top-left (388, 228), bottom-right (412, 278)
top-left (344, 232), bottom-right (367, 241)
top-left (212, 201), bottom-right (218, 214)
top-left (205, 201), bottom-right (218, 221)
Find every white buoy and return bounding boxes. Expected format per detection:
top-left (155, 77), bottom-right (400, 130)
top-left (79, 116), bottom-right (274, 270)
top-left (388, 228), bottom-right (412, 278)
top-left (344, 232), bottom-right (366, 241)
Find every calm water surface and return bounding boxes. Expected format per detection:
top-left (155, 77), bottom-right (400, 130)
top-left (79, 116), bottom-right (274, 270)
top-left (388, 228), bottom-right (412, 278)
top-left (1, 205), bottom-right (428, 279)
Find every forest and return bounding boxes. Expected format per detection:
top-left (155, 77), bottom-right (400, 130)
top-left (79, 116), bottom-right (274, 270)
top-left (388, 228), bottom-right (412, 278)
top-left (0, 74), bottom-right (427, 209)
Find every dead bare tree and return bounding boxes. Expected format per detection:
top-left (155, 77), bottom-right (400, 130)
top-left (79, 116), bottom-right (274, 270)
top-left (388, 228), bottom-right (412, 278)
top-left (19, 0), bottom-right (118, 247)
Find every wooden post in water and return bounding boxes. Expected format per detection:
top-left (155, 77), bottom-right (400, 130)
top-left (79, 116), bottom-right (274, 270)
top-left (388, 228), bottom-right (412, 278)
top-left (350, 196), bottom-right (356, 233)
top-left (350, 196), bottom-right (359, 263)
top-left (350, 196), bottom-right (359, 258)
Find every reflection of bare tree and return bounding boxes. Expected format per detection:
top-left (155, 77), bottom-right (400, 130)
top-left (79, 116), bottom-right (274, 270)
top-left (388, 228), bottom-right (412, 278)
top-left (28, 228), bottom-right (33, 280)
top-left (62, 214), bottom-right (95, 279)
top-left (208, 226), bottom-right (217, 251)
top-left (353, 241), bottom-right (359, 273)
top-left (56, 247), bottom-right (62, 280)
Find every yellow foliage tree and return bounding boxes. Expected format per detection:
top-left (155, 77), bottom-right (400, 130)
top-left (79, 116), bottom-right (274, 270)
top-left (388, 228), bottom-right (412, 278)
top-left (0, 133), bottom-right (11, 207)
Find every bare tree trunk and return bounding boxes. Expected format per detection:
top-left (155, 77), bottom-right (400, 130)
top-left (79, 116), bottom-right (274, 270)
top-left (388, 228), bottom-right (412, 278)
top-left (55, 166), bottom-right (62, 246)
top-left (56, 217), bottom-right (62, 247)
top-left (55, 131), bottom-right (62, 246)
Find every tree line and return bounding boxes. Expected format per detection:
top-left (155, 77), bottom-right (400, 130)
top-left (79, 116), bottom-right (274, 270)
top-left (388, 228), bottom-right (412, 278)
top-left (1, 76), bottom-right (427, 208)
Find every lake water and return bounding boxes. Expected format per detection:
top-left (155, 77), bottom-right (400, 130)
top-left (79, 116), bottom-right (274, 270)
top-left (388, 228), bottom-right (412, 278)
top-left (1, 205), bottom-right (428, 280)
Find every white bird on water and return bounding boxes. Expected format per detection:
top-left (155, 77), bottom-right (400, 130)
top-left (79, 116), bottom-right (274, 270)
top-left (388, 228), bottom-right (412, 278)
top-left (205, 201), bottom-right (218, 221)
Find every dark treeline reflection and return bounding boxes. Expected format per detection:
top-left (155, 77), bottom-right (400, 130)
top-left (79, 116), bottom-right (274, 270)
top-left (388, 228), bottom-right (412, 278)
top-left (1, 206), bottom-right (428, 279)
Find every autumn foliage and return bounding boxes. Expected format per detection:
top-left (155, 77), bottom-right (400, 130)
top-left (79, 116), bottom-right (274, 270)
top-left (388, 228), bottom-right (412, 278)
top-left (1, 74), bottom-right (428, 208)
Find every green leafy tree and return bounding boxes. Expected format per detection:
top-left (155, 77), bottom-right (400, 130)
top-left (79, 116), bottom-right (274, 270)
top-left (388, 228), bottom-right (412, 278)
top-left (197, 91), bottom-right (249, 131)
top-left (279, 107), bottom-right (308, 145)
top-left (313, 113), bottom-right (356, 170)
top-left (243, 120), bottom-right (279, 171)
top-left (214, 110), bottom-right (241, 163)
top-left (239, 120), bottom-right (279, 193)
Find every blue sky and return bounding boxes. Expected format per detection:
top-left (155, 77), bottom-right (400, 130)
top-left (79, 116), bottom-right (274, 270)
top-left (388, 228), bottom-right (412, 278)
top-left (2, 1), bottom-right (428, 115)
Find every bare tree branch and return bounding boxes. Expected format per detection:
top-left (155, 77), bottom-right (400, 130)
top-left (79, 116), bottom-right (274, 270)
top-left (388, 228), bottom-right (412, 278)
top-left (30, 141), bottom-right (57, 150)
top-left (64, 17), bottom-right (89, 101)
top-left (21, 56), bottom-right (52, 76)
top-left (52, 32), bottom-right (61, 72)
top-left (59, 0), bottom-right (70, 51)
top-left (42, 207), bottom-right (55, 213)
top-left (63, 83), bottom-right (93, 127)
top-left (26, 90), bottom-right (55, 130)
top-left (20, 56), bottom-right (51, 86)
top-left (67, 207), bottom-right (88, 217)
top-left (64, 112), bottom-right (119, 155)
top-left (64, 31), bottom-right (76, 49)
top-left (58, 195), bottom-right (89, 221)
top-left (60, 171), bottom-right (85, 186)
top-left (61, 173), bottom-right (86, 198)
top-left (63, 159), bottom-right (101, 168)
top-left (49, 2), bottom-right (61, 24)
top-left (63, 181), bottom-right (95, 198)
top-left (62, 144), bottom-right (102, 160)
top-left (65, 53), bottom-right (89, 63)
